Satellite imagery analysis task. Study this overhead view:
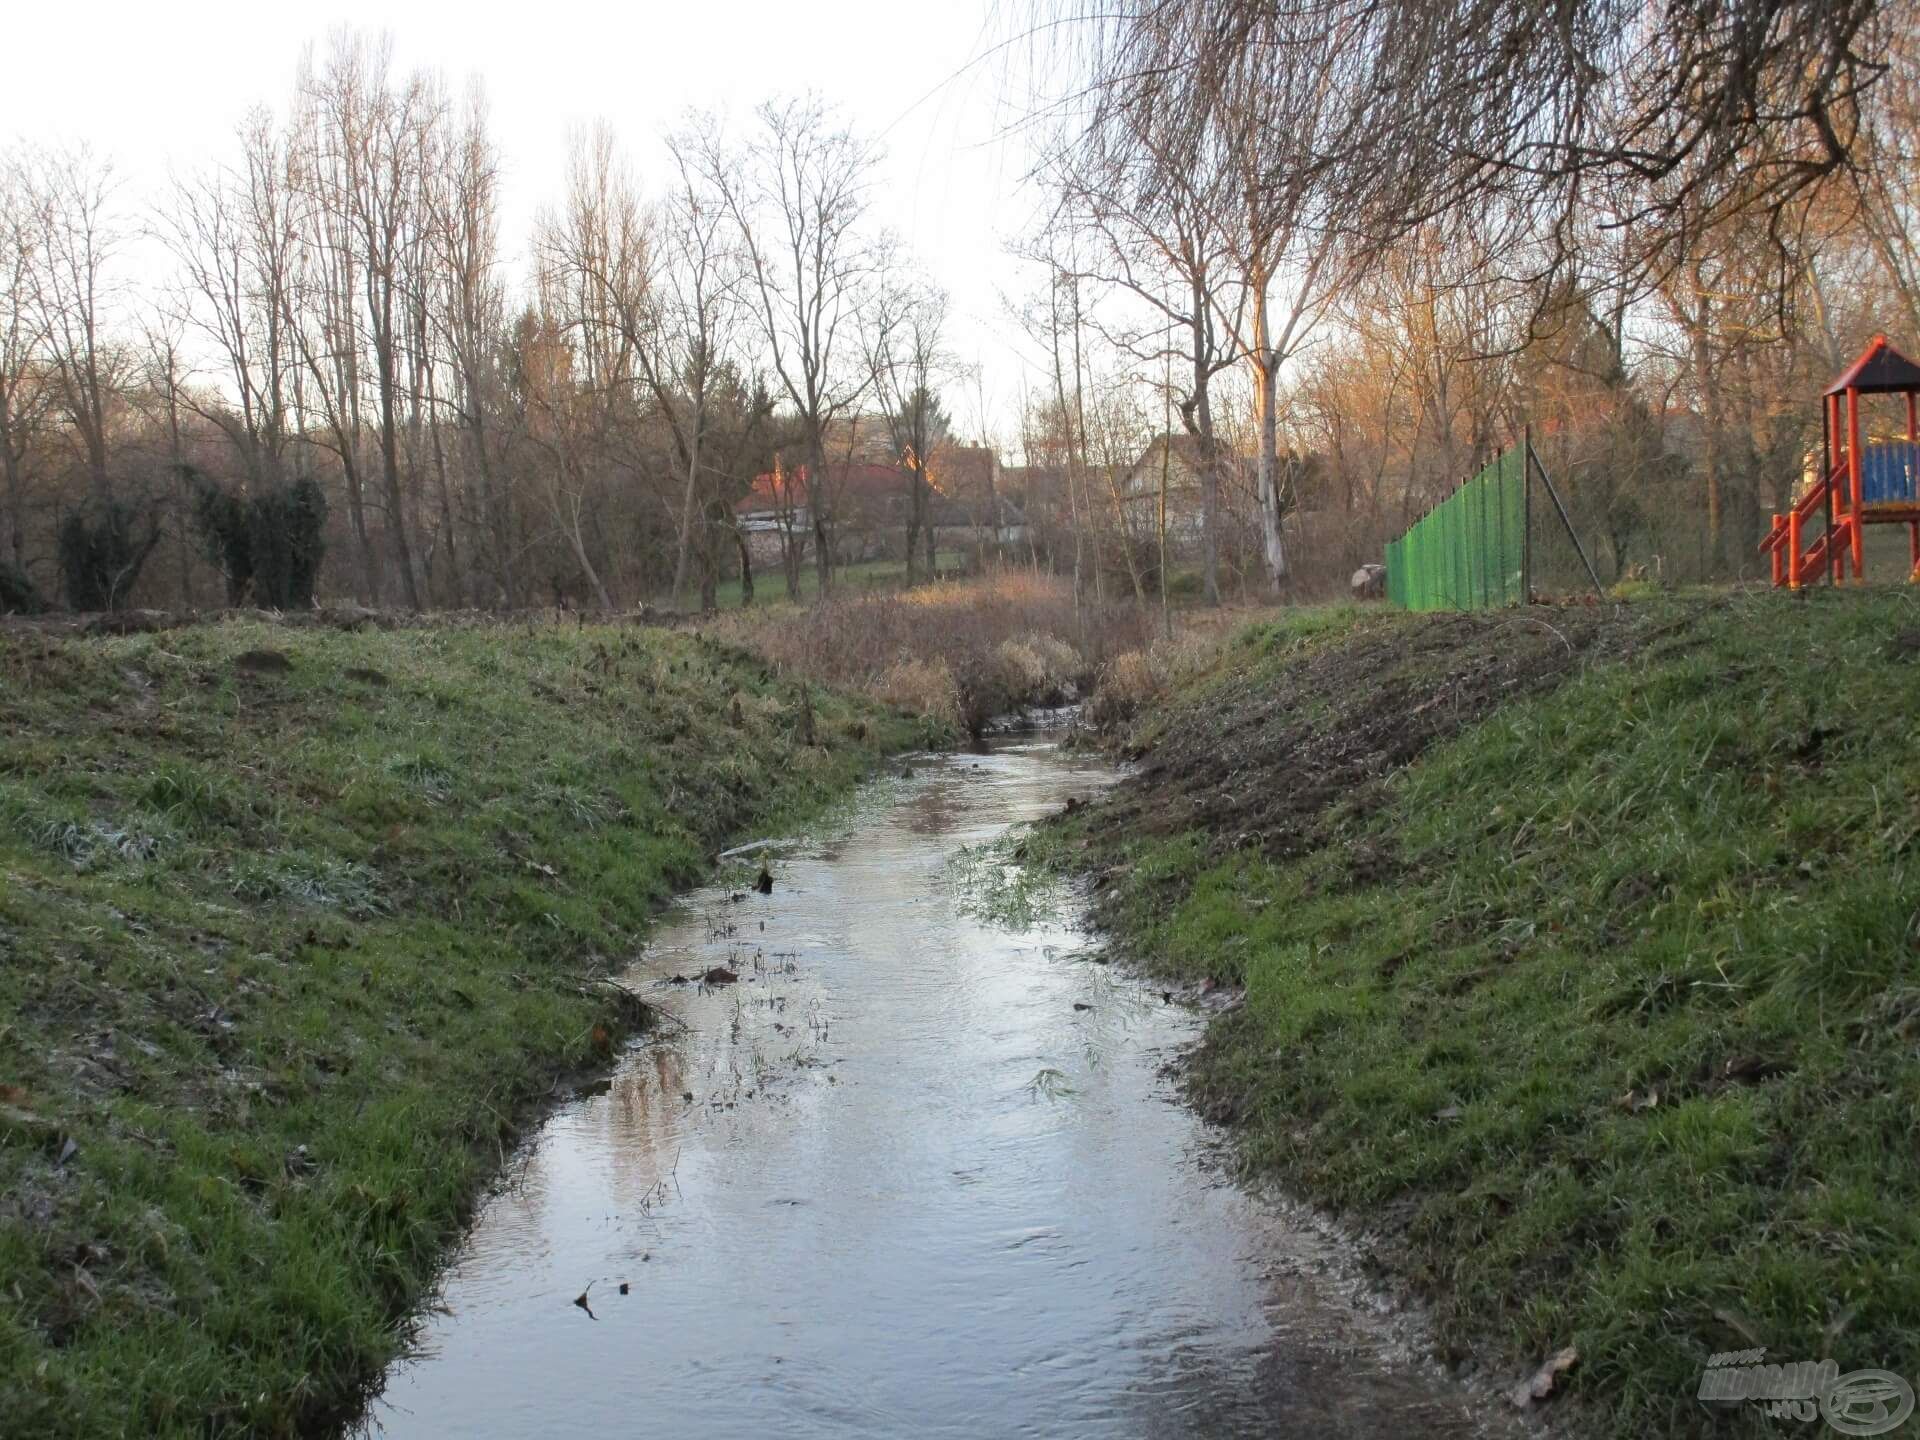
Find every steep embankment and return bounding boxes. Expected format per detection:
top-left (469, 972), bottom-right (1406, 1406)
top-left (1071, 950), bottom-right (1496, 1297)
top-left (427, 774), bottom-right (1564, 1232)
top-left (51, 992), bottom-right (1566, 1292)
top-left (1036, 592), bottom-right (1920, 1436)
top-left (0, 617), bottom-right (921, 1438)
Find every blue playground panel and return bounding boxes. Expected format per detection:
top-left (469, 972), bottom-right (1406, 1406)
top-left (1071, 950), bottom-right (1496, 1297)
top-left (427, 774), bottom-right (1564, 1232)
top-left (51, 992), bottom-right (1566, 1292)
top-left (1862, 441), bottom-right (1920, 505)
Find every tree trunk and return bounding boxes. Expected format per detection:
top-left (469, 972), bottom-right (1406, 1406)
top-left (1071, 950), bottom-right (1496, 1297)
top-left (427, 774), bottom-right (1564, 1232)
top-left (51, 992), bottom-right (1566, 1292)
top-left (340, 451), bottom-right (378, 602)
top-left (376, 332), bottom-right (422, 610)
top-left (808, 440), bottom-right (833, 595)
top-left (1250, 278), bottom-right (1288, 590)
top-left (423, 363), bottom-right (463, 607)
top-left (563, 486), bottom-right (614, 610)
top-left (736, 527), bottom-right (754, 606)
top-left (1190, 275), bottom-right (1222, 607)
top-left (670, 422), bottom-right (704, 607)
top-left (905, 465), bottom-right (927, 584)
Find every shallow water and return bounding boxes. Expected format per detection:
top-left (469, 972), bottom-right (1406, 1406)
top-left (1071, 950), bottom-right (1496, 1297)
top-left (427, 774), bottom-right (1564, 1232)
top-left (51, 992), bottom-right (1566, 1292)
top-left (366, 737), bottom-right (1506, 1439)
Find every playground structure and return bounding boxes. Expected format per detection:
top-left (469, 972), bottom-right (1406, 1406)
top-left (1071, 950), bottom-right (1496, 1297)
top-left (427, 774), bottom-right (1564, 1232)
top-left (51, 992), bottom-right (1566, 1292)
top-left (1762, 335), bottom-right (1920, 588)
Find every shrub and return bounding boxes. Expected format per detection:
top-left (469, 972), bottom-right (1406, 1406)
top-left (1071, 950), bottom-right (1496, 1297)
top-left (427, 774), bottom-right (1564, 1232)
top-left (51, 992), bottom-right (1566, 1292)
top-left (876, 658), bottom-right (961, 730)
top-left (1083, 632), bottom-right (1226, 730)
top-left (188, 470), bottom-right (251, 604)
top-left (705, 572), bottom-right (1144, 736)
top-left (1085, 649), bottom-right (1162, 729)
top-left (57, 501), bottom-right (161, 612)
top-left (992, 639), bottom-right (1049, 698)
top-left (187, 468), bottom-right (328, 609)
top-left (0, 559), bottom-right (45, 615)
top-left (251, 475), bottom-right (328, 608)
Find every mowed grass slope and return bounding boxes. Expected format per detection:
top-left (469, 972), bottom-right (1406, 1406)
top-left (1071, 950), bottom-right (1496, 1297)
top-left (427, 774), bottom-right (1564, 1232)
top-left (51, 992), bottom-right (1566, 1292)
top-left (1035, 590), bottom-right (1920, 1435)
top-left (0, 618), bottom-right (920, 1437)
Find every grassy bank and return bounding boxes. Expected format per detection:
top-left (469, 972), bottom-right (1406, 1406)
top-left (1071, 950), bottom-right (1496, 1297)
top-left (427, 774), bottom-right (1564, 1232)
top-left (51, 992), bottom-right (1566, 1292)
top-left (0, 617), bottom-right (919, 1437)
top-left (1030, 590), bottom-right (1920, 1435)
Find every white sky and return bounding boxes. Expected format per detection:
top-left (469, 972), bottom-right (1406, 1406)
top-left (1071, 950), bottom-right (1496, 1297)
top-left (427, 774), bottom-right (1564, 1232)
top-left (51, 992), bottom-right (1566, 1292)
top-left (4, 0), bottom-right (1065, 441)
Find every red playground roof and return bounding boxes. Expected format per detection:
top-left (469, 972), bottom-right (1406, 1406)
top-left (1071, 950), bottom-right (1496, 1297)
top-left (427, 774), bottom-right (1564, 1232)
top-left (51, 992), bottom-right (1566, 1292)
top-left (1823, 334), bottom-right (1920, 397)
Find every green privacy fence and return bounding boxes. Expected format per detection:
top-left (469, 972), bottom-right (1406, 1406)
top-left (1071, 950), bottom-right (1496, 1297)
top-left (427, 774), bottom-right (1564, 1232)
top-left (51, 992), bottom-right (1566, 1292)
top-left (1384, 436), bottom-right (1603, 611)
top-left (1385, 444), bottom-right (1528, 611)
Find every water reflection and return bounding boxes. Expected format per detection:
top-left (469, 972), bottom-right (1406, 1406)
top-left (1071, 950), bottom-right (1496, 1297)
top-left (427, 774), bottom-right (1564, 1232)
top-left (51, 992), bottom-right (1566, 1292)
top-left (365, 738), bottom-right (1509, 1440)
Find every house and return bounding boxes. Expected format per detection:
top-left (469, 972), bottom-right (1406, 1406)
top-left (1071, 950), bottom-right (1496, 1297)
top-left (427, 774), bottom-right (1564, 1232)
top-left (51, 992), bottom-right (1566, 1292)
top-left (1116, 434), bottom-right (1233, 539)
top-left (734, 459), bottom-right (922, 566)
top-left (734, 426), bottom-right (1027, 568)
top-left (925, 444), bottom-right (1029, 546)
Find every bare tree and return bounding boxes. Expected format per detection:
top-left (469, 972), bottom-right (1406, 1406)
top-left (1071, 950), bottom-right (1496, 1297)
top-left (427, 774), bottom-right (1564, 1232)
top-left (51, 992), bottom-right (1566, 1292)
top-left (554, 119), bottom-right (751, 610)
top-left (159, 108), bottom-right (299, 492)
top-left (699, 97), bottom-right (880, 594)
top-left (0, 158), bottom-right (49, 579)
top-left (28, 146), bottom-right (131, 506)
top-left (288, 45), bottom-right (376, 597)
top-left (298, 31), bottom-right (441, 610)
top-left (426, 83), bottom-right (515, 605)
top-left (866, 271), bottom-right (950, 584)
top-left (1043, 0), bottom-right (1889, 284)
top-left (1036, 115), bottom-right (1239, 603)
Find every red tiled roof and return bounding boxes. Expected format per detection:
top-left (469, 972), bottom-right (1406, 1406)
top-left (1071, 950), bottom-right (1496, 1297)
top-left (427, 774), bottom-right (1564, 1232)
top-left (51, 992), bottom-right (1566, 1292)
top-left (735, 462), bottom-right (913, 515)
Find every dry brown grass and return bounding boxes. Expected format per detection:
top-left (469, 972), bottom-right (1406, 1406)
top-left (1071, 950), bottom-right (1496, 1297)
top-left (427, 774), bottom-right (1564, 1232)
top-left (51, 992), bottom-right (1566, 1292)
top-left (1083, 627), bottom-right (1238, 730)
top-left (703, 572), bottom-right (1153, 736)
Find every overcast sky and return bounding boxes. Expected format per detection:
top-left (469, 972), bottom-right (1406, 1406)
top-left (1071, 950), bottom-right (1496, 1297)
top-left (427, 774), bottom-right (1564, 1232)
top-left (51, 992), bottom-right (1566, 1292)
top-left (6, 0), bottom-right (1061, 439)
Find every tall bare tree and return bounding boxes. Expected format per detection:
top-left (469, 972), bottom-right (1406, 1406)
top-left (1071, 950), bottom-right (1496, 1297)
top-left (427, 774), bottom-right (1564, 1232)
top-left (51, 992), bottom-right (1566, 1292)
top-left (28, 147), bottom-right (130, 505)
top-left (0, 158), bottom-right (49, 578)
top-left (297, 31), bottom-right (442, 610)
top-left (699, 96), bottom-right (880, 594)
top-left (866, 273), bottom-right (950, 583)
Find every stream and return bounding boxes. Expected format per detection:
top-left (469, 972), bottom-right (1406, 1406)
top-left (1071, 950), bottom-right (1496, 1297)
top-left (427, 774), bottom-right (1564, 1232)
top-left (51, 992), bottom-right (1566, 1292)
top-left (364, 733), bottom-right (1508, 1438)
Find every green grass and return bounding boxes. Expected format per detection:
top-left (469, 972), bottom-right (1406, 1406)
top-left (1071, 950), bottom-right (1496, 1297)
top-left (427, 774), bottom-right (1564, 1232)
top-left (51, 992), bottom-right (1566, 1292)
top-left (1030, 588), bottom-right (1920, 1435)
top-left (704, 549), bottom-right (970, 610)
top-left (0, 618), bottom-right (925, 1437)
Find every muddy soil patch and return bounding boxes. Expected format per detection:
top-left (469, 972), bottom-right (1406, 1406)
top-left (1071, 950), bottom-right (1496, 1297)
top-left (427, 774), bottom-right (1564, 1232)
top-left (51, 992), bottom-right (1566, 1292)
top-left (1092, 606), bottom-right (1649, 866)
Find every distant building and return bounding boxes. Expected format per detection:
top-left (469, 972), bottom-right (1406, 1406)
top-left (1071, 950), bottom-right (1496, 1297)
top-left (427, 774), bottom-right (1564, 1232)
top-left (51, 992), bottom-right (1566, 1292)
top-left (1113, 434), bottom-right (1264, 544)
top-left (733, 459), bottom-right (916, 566)
top-left (735, 424), bottom-right (1026, 569)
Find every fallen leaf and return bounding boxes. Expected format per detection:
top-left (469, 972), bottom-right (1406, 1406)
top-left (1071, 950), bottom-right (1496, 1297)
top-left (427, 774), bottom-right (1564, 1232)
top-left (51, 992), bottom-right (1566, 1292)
top-left (57, 1136), bottom-right (78, 1166)
top-left (702, 967), bottom-right (739, 986)
top-left (618, 1281), bottom-right (630, 1295)
top-left (573, 1283), bottom-right (597, 1320)
top-left (1513, 1346), bottom-right (1578, 1407)
top-left (1072, 1002), bottom-right (1094, 1012)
